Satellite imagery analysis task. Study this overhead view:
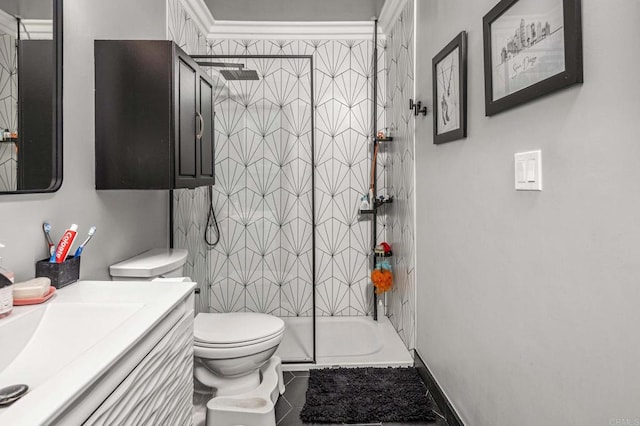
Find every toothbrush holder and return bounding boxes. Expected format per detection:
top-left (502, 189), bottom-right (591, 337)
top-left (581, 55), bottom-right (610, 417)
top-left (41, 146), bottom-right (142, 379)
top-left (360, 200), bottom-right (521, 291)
top-left (35, 256), bottom-right (81, 289)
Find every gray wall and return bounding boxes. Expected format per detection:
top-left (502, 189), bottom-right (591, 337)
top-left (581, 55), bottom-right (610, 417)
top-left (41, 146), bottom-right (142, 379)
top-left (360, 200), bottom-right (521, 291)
top-left (0, 0), bottom-right (168, 281)
top-left (415, 0), bottom-right (640, 425)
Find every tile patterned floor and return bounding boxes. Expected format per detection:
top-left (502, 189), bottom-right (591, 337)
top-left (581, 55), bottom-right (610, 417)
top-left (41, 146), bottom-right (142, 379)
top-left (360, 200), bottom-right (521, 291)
top-left (276, 371), bottom-right (448, 426)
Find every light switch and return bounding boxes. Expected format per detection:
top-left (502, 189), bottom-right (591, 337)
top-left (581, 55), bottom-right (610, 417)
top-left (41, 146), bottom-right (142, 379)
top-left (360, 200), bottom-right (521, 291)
top-left (526, 159), bottom-right (536, 182)
top-left (514, 150), bottom-right (542, 191)
top-left (516, 161), bottom-right (526, 183)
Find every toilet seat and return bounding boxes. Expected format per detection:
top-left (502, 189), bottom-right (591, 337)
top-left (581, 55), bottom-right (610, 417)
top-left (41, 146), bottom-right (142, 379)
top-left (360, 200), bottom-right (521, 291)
top-left (194, 312), bottom-right (285, 360)
top-left (195, 312), bottom-right (285, 345)
top-left (195, 330), bottom-right (283, 348)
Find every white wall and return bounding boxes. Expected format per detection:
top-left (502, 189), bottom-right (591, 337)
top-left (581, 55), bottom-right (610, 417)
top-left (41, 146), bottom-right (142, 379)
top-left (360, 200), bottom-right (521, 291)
top-left (415, 1), bottom-right (640, 425)
top-left (0, 0), bottom-right (169, 281)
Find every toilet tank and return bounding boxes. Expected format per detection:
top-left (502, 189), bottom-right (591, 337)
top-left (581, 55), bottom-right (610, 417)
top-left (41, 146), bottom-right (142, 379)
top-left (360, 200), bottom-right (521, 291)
top-left (110, 248), bottom-right (189, 281)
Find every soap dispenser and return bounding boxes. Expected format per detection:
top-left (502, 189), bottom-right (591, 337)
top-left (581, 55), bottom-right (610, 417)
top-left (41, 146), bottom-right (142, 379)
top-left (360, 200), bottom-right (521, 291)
top-left (0, 243), bottom-right (14, 318)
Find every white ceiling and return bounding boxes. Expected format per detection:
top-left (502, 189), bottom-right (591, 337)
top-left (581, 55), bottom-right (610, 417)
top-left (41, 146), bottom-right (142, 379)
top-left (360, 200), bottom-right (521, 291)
top-left (204, 0), bottom-right (385, 21)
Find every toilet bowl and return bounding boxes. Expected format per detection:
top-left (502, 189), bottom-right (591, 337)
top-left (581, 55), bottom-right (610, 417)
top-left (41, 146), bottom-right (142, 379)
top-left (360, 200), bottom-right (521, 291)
top-left (110, 249), bottom-right (285, 425)
top-left (193, 312), bottom-right (285, 396)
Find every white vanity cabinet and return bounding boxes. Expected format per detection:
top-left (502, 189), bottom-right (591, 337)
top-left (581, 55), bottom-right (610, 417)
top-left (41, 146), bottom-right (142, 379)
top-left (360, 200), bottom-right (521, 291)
top-left (82, 299), bottom-right (194, 425)
top-left (0, 281), bottom-right (195, 426)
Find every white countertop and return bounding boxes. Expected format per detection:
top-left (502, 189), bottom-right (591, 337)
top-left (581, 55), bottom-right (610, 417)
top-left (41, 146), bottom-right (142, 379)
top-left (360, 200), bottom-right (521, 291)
top-left (0, 280), bottom-right (195, 425)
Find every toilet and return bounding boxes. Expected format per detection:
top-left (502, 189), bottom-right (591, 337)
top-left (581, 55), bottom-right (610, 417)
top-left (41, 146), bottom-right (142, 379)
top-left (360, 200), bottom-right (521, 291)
top-left (193, 312), bottom-right (284, 395)
top-left (110, 249), bottom-right (285, 426)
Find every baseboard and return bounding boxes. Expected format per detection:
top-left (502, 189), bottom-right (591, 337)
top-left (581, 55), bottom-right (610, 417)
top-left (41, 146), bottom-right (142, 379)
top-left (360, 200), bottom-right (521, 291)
top-left (414, 350), bottom-right (465, 426)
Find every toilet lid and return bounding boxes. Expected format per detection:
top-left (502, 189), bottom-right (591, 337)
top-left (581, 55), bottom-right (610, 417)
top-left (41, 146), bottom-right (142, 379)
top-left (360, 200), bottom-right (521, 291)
top-left (194, 312), bottom-right (285, 345)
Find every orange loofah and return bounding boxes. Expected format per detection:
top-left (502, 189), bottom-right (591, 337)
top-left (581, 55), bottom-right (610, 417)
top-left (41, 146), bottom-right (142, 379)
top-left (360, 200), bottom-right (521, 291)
top-left (371, 268), bottom-right (393, 294)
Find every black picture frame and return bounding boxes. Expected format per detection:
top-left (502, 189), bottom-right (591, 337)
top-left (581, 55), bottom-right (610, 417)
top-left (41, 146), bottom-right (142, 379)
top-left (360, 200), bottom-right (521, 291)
top-left (482, 0), bottom-right (582, 116)
top-left (432, 31), bottom-right (467, 144)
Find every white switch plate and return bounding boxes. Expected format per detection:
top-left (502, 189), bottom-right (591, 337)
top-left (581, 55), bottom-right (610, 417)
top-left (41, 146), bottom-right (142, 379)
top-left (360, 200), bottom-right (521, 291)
top-left (514, 150), bottom-right (542, 191)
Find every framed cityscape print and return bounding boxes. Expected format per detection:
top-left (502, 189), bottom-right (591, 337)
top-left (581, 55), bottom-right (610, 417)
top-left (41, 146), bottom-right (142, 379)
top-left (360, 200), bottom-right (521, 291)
top-left (432, 31), bottom-right (467, 144)
top-left (482, 0), bottom-right (582, 116)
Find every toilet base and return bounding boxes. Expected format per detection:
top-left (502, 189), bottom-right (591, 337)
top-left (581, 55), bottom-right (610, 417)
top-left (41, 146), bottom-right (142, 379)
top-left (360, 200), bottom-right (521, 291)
top-left (194, 359), bottom-right (262, 397)
top-left (205, 356), bottom-right (284, 426)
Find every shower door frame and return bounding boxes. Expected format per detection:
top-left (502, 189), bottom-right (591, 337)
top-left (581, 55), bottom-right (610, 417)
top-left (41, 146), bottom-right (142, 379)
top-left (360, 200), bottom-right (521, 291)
top-left (193, 54), bottom-right (316, 364)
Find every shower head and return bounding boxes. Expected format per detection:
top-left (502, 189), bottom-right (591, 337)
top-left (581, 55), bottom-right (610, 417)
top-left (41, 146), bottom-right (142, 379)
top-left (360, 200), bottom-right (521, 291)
top-left (219, 69), bottom-right (260, 81)
top-left (194, 59), bottom-right (260, 81)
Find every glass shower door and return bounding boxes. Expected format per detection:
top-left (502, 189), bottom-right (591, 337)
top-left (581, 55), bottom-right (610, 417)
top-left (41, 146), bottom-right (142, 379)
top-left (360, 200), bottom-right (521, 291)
top-left (207, 56), bottom-right (315, 363)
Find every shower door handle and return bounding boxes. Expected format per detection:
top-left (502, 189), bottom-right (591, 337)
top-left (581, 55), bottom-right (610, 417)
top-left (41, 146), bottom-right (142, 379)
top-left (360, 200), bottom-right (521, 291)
top-left (196, 112), bottom-right (205, 140)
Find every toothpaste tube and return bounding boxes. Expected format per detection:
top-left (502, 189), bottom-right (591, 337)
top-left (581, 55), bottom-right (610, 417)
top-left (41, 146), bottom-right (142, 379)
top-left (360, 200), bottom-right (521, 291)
top-left (50, 224), bottom-right (78, 263)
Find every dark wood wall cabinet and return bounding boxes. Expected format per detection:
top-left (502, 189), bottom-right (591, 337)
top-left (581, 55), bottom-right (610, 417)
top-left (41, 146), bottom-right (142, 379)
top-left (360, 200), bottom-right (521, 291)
top-left (95, 40), bottom-right (215, 189)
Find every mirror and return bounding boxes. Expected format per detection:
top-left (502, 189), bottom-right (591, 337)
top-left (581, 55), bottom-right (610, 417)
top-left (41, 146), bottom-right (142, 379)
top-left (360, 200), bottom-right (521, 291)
top-left (0, 0), bottom-right (61, 193)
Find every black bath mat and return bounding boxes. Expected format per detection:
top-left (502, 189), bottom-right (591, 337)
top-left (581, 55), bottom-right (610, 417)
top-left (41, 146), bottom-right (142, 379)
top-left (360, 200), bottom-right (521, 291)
top-left (300, 367), bottom-right (436, 423)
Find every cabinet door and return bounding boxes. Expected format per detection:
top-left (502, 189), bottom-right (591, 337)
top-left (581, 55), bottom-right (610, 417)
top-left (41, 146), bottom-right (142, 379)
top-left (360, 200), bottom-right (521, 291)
top-left (95, 40), bottom-right (174, 189)
top-left (175, 53), bottom-right (198, 188)
top-left (82, 312), bottom-right (194, 425)
top-left (197, 74), bottom-right (215, 185)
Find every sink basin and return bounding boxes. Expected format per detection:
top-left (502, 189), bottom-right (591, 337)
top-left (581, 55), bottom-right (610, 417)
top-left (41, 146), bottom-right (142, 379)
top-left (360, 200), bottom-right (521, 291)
top-left (0, 303), bottom-right (143, 388)
top-left (0, 280), bottom-right (195, 425)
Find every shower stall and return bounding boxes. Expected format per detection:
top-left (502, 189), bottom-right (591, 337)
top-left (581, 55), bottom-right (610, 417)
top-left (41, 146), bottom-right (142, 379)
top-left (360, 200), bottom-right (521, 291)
top-left (197, 55), bottom-right (317, 363)
top-left (175, 49), bottom-right (411, 368)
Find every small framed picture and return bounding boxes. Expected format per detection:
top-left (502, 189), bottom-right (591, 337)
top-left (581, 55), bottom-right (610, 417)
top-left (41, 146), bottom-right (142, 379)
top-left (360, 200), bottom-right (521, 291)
top-left (483, 0), bottom-right (583, 116)
top-left (432, 31), bottom-right (467, 145)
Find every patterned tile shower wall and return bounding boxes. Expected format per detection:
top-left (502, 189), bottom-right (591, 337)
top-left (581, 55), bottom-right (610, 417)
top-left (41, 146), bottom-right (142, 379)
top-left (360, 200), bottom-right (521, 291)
top-left (167, 0), bottom-right (387, 317)
top-left (0, 31), bottom-right (17, 191)
top-left (205, 55), bottom-right (315, 317)
top-left (385, 0), bottom-right (416, 349)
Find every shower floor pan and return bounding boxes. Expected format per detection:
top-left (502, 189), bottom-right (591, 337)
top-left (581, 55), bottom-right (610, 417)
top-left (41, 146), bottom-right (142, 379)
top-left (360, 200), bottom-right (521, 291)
top-left (275, 316), bottom-right (413, 370)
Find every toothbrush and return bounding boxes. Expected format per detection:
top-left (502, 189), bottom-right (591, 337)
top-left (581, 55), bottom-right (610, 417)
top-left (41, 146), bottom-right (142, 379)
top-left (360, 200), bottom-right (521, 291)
top-left (73, 226), bottom-right (96, 257)
top-left (43, 222), bottom-right (55, 256)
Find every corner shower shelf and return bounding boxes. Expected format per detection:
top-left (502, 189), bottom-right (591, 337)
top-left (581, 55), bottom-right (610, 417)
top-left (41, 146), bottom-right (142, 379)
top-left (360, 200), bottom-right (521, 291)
top-left (359, 196), bottom-right (394, 213)
top-left (359, 197), bottom-right (393, 215)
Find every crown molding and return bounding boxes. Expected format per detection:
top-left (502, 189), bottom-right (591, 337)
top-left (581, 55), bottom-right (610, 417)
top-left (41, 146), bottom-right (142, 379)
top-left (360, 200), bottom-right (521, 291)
top-left (208, 20), bottom-right (382, 40)
top-left (180, 0), bottom-right (215, 36)
top-left (378, 0), bottom-right (408, 34)
top-left (179, 0), bottom-right (384, 40)
top-left (0, 8), bottom-right (17, 38)
top-left (21, 19), bottom-right (53, 40)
